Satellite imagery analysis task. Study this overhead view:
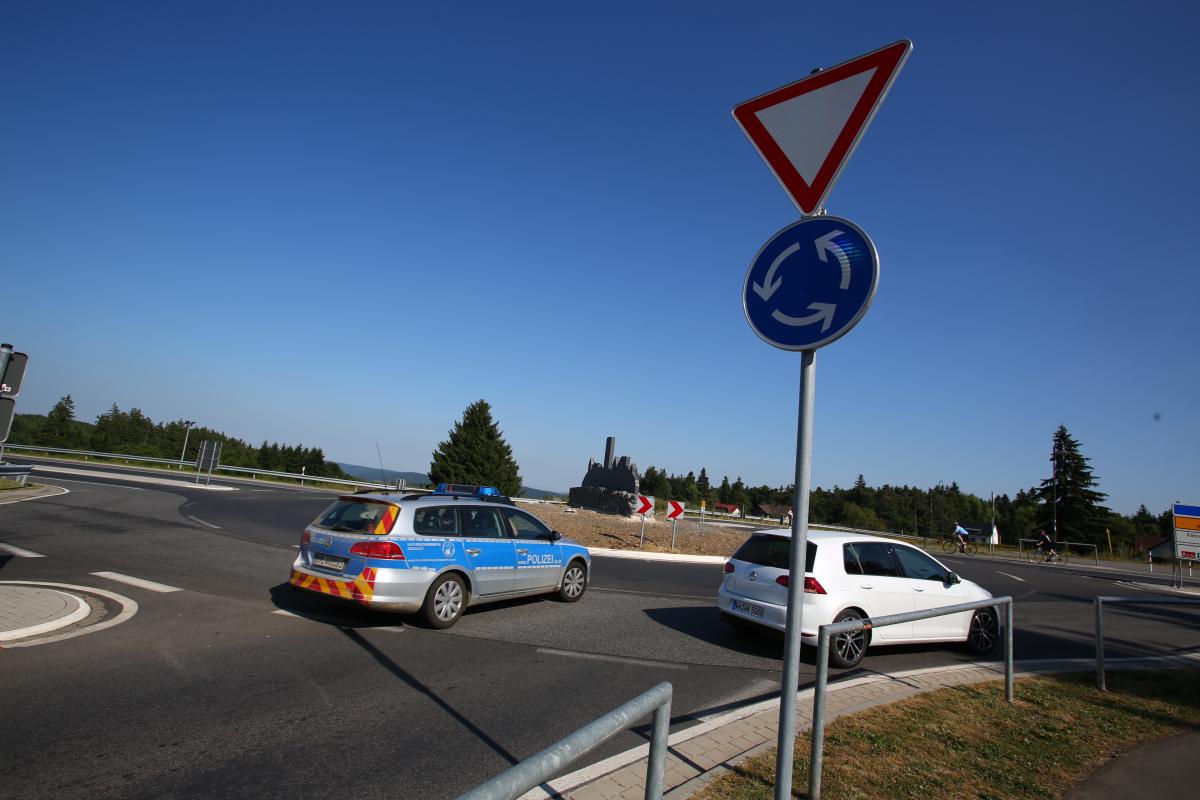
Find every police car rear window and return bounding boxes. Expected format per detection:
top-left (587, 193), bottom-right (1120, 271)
top-left (314, 500), bottom-right (398, 535)
top-left (733, 535), bottom-right (816, 572)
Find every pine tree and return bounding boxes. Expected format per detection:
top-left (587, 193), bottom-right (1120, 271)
top-left (428, 400), bottom-right (522, 496)
top-left (39, 395), bottom-right (77, 447)
top-left (697, 468), bottom-right (711, 500)
top-left (1035, 425), bottom-right (1109, 544)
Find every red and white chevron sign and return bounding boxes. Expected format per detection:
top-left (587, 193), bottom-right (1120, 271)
top-left (666, 500), bottom-right (685, 520)
top-left (636, 495), bottom-right (654, 515)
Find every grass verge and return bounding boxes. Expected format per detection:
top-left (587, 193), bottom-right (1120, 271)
top-left (0, 478), bottom-right (25, 490)
top-left (695, 670), bottom-right (1200, 800)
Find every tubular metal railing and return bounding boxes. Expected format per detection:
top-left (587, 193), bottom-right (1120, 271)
top-left (1093, 595), bottom-right (1200, 690)
top-left (457, 682), bottom-right (673, 800)
top-left (808, 595), bottom-right (1014, 800)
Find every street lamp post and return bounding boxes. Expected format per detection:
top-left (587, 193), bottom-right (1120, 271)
top-left (180, 420), bottom-right (195, 469)
top-left (1050, 445), bottom-right (1064, 541)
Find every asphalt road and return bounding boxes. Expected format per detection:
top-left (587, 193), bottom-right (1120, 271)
top-left (1, 461), bottom-right (1197, 799)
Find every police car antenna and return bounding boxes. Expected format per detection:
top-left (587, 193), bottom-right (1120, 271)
top-left (375, 442), bottom-right (387, 487)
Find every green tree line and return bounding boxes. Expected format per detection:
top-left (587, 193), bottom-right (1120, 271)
top-left (10, 395), bottom-right (349, 479)
top-left (640, 425), bottom-right (1174, 555)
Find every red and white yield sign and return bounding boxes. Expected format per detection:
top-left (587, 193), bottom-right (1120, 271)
top-left (636, 495), bottom-right (654, 515)
top-left (732, 40), bottom-right (912, 215)
top-left (666, 500), bottom-right (685, 520)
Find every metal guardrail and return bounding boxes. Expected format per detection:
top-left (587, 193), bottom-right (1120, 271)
top-left (3, 443), bottom-right (400, 491)
top-left (1094, 595), bottom-right (1200, 690)
top-left (457, 682), bottom-right (672, 800)
top-left (0, 463), bottom-right (33, 485)
top-left (807, 595), bottom-right (1014, 800)
top-left (4, 443), bottom-right (183, 467)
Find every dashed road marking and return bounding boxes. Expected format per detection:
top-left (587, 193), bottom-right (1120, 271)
top-left (90, 571), bottom-right (182, 593)
top-left (186, 515), bottom-right (222, 530)
top-left (0, 542), bottom-right (47, 558)
top-left (996, 571), bottom-right (1026, 582)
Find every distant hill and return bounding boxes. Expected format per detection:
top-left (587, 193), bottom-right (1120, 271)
top-left (335, 462), bottom-right (565, 500)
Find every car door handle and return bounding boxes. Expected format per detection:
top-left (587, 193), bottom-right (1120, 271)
top-left (516, 548), bottom-right (528, 555)
top-left (914, 587), bottom-right (926, 592)
top-left (859, 584), bottom-right (873, 590)
top-left (465, 548), bottom-right (481, 556)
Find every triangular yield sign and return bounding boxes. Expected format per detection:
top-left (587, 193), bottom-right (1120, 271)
top-left (733, 40), bottom-right (912, 215)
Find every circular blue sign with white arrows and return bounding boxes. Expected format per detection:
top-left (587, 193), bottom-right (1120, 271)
top-left (743, 215), bottom-right (879, 351)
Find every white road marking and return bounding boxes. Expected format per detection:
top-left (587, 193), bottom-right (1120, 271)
top-left (996, 571), bottom-right (1026, 582)
top-left (33, 476), bottom-right (146, 491)
top-left (186, 515), bottom-right (222, 530)
top-left (272, 609), bottom-right (302, 617)
top-left (0, 542), bottom-right (47, 558)
top-left (535, 647), bottom-right (688, 670)
top-left (90, 571), bottom-right (182, 593)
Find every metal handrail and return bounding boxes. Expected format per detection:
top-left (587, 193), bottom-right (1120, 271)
top-left (457, 682), bottom-right (673, 800)
top-left (808, 595), bottom-right (1014, 800)
top-left (1093, 595), bottom-right (1200, 690)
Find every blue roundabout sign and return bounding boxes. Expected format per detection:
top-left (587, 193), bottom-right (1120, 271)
top-left (742, 215), bottom-right (879, 351)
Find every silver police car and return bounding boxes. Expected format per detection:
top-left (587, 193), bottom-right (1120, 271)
top-left (289, 485), bottom-right (590, 628)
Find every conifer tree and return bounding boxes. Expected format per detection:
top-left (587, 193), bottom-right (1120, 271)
top-left (40, 395), bottom-right (77, 447)
top-left (428, 400), bottom-right (522, 496)
top-left (1035, 424), bottom-right (1109, 543)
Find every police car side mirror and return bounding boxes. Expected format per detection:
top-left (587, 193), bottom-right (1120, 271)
top-left (550, 530), bottom-right (563, 542)
top-left (946, 572), bottom-right (961, 585)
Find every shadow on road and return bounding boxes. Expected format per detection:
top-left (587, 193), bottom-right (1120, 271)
top-left (267, 582), bottom-right (414, 628)
top-left (336, 625), bottom-right (521, 767)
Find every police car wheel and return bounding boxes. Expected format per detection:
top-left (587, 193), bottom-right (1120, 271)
top-left (422, 573), bottom-right (466, 629)
top-left (556, 561), bottom-right (587, 602)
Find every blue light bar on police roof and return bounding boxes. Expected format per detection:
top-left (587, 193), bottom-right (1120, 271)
top-left (433, 483), bottom-right (500, 497)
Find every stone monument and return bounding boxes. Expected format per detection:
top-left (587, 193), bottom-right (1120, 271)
top-left (567, 436), bottom-right (641, 516)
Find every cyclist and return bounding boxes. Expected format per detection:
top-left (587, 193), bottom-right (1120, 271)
top-left (1036, 529), bottom-right (1059, 562)
top-left (952, 522), bottom-right (970, 553)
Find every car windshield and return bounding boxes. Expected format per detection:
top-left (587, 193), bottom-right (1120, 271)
top-left (733, 535), bottom-right (816, 571)
top-left (313, 500), bottom-right (397, 534)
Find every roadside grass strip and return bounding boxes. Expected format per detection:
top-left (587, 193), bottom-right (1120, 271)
top-left (694, 670), bottom-right (1200, 800)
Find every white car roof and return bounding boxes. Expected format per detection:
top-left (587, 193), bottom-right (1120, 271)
top-left (748, 527), bottom-right (906, 546)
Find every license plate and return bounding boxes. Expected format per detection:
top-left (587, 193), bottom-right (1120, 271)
top-left (312, 554), bottom-right (347, 571)
top-left (732, 599), bottom-right (765, 618)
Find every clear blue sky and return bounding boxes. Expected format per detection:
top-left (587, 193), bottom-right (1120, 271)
top-left (3, 1), bottom-right (1196, 514)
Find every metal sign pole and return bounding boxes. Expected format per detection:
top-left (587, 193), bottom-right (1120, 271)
top-left (639, 514), bottom-right (647, 547)
top-left (670, 518), bottom-right (677, 548)
top-left (775, 349), bottom-right (816, 800)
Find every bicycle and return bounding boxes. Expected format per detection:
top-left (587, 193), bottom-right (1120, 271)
top-left (1027, 547), bottom-right (1066, 564)
top-left (941, 537), bottom-right (978, 556)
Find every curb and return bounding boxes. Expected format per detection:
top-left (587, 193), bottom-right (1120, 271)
top-left (31, 464), bottom-right (237, 492)
top-left (0, 483), bottom-right (69, 505)
top-left (0, 587), bottom-right (91, 642)
top-left (0, 581), bottom-right (140, 648)
top-left (586, 547), bottom-right (727, 565)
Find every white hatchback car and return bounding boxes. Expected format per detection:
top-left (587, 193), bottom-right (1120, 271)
top-left (718, 529), bottom-right (998, 668)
